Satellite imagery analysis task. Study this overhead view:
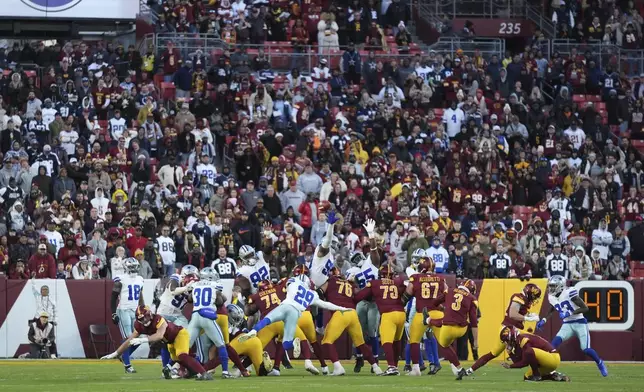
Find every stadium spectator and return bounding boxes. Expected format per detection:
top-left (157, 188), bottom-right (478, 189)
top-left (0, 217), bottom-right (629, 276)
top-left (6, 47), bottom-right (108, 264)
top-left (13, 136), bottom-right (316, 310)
top-left (24, 311), bottom-right (57, 359)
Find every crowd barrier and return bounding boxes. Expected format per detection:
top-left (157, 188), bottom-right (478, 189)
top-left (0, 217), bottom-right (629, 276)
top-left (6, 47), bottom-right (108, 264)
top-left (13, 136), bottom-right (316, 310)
top-left (1, 277), bottom-right (641, 360)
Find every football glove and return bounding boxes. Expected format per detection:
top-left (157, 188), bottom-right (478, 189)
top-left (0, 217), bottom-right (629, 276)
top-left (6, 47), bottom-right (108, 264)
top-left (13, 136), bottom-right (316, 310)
top-left (101, 352), bottom-right (118, 360)
top-left (327, 211), bottom-right (339, 225)
top-left (536, 318), bottom-right (547, 331)
top-left (363, 219), bottom-right (376, 239)
top-left (111, 313), bottom-right (120, 325)
top-left (524, 313), bottom-right (540, 322)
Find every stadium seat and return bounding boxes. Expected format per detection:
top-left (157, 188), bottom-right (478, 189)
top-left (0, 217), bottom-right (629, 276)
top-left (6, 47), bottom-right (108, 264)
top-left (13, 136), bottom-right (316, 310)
top-left (572, 94), bottom-right (585, 103)
top-left (586, 95), bottom-right (602, 102)
top-left (89, 324), bottom-right (115, 358)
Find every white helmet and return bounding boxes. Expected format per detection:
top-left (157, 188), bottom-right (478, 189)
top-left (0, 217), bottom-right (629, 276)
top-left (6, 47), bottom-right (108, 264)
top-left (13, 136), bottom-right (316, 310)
top-left (329, 236), bottom-right (341, 253)
top-left (180, 265), bottom-right (199, 280)
top-left (547, 275), bottom-right (566, 296)
top-left (124, 257), bottom-right (140, 275)
top-left (411, 248), bottom-right (426, 266)
top-left (350, 252), bottom-right (367, 267)
top-left (239, 245), bottom-right (257, 265)
top-left (227, 304), bottom-right (244, 327)
top-left (200, 267), bottom-right (220, 282)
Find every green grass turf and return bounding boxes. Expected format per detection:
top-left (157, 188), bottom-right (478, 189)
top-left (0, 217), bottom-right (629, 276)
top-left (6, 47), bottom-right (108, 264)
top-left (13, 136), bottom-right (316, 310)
top-left (0, 360), bottom-right (641, 392)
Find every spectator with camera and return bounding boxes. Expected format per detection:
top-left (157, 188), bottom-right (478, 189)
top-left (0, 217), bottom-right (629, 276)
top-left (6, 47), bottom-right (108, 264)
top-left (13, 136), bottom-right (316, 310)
top-left (24, 312), bottom-right (57, 359)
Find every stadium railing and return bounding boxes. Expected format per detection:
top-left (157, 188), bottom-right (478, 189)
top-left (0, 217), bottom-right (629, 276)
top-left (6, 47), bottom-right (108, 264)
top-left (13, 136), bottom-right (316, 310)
top-left (550, 39), bottom-right (644, 76)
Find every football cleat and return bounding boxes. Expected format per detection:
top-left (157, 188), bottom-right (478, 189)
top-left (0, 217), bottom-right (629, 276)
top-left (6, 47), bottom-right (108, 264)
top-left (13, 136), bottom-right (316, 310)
top-left (321, 366), bottom-right (330, 375)
top-left (354, 356), bottom-right (364, 373)
top-left (304, 359), bottom-right (320, 375)
top-left (450, 364), bottom-right (459, 376)
top-left (419, 363), bottom-right (427, 372)
top-left (230, 368), bottom-right (241, 378)
top-left (262, 351), bottom-right (274, 372)
top-left (428, 364), bottom-right (442, 375)
top-left (597, 360), bottom-right (608, 377)
top-left (524, 375), bottom-right (542, 382)
top-left (267, 369), bottom-right (281, 376)
top-left (124, 365), bottom-right (136, 374)
top-left (330, 365), bottom-right (345, 376)
top-left (162, 365), bottom-right (173, 380)
top-left (456, 368), bottom-right (468, 381)
top-left (282, 353), bottom-right (293, 369)
top-left (221, 371), bottom-right (235, 379)
top-left (196, 372), bottom-right (214, 381)
top-left (550, 371), bottom-right (571, 382)
top-left (371, 364), bottom-right (383, 375)
top-left (382, 366), bottom-right (400, 376)
top-left (406, 367), bottom-right (421, 376)
top-left (292, 338), bottom-right (301, 359)
top-left (403, 364), bottom-right (412, 373)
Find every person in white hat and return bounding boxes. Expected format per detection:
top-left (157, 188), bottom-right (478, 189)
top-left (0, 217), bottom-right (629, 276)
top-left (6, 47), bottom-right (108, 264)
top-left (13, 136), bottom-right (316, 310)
top-left (25, 311), bottom-right (57, 359)
top-left (312, 57), bottom-right (331, 90)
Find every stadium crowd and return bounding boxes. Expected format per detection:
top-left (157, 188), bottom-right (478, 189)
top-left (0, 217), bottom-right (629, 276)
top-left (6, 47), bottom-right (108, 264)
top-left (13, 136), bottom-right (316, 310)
top-left (0, 0), bottom-right (643, 285)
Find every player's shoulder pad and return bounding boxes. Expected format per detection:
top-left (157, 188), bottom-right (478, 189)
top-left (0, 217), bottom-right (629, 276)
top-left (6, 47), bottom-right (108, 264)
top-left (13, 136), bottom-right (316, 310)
top-left (170, 274), bottom-right (180, 282)
top-left (156, 315), bottom-right (166, 329)
top-left (512, 293), bottom-right (525, 305)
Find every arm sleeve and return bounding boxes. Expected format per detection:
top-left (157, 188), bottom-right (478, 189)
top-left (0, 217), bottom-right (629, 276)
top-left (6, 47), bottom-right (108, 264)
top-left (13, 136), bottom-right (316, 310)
top-left (110, 289), bottom-right (119, 314)
top-left (469, 302), bottom-right (479, 328)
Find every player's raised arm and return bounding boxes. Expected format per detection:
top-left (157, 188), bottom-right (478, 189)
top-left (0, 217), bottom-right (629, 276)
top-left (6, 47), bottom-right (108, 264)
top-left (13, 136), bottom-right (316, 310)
top-left (138, 288), bottom-right (145, 307)
top-left (363, 219), bottom-right (381, 266)
top-left (317, 210), bottom-right (339, 258)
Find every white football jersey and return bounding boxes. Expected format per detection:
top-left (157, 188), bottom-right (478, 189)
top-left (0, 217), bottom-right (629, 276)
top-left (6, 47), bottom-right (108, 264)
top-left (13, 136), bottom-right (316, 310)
top-left (157, 274), bottom-right (189, 317)
top-left (196, 163), bottom-right (218, 185)
top-left (281, 277), bottom-right (320, 314)
top-left (307, 245), bottom-right (335, 288)
top-left (345, 256), bottom-right (379, 289)
top-left (237, 253), bottom-right (271, 293)
top-left (42, 230), bottom-right (64, 255)
top-left (156, 236), bottom-right (176, 266)
top-left (191, 280), bottom-right (223, 311)
top-left (109, 117), bottom-right (127, 140)
top-left (115, 274), bottom-right (144, 310)
top-left (548, 287), bottom-right (584, 323)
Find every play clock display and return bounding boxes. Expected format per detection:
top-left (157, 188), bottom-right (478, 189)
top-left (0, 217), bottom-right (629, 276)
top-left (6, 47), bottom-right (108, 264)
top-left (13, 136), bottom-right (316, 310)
top-left (574, 281), bottom-right (634, 331)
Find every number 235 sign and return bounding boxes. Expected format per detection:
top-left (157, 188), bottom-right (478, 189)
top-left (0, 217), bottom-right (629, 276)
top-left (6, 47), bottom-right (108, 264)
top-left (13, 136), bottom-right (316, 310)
top-left (452, 18), bottom-right (534, 37)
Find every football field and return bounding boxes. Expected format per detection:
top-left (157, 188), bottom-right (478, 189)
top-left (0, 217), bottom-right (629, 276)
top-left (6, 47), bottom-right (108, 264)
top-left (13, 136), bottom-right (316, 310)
top-left (0, 360), bottom-right (642, 392)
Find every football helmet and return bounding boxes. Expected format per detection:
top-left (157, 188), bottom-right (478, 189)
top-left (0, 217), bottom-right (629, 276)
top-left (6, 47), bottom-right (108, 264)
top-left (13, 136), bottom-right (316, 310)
top-left (135, 305), bottom-right (154, 327)
top-left (257, 279), bottom-right (273, 292)
top-left (329, 266), bottom-right (341, 277)
top-left (379, 264), bottom-right (395, 279)
top-left (499, 326), bottom-right (519, 344)
top-left (547, 275), bottom-right (566, 296)
top-left (523, 283), bottom-right (542, 304)
top-left (350, 252), bottom-right (367, 267)
top-left (411, 248), bottom-right (426, 267)
top-left (227, 304), bottom-right (245, 327)
top-left (293, 264), bottom-right (310, 277)
top-left (418, 256), bottom-right (435, 273)
top-left (200, 267), bottom-right (220, 282)
top-left (460, 279), bottom-right (477, 295)
top-left (124, 257), bottom-right (140, 275)
top-left (239, 245), bottom-right (257, 266)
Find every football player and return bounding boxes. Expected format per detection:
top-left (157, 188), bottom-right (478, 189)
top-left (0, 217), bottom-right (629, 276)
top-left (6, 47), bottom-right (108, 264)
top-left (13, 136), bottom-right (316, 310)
top-left (355, 264), bottom-right (406, 376)
top-left (239, 274), bottom-right (350, 375)
top-left (403, 255), bottom-right (447, 376)
top-left (205, 304), bottom-right (274, 376)
top-left (237, 245), bottom-right (272, 294)
top-left (403, 249), bottom-right (428, 373)
top-left (424, 279), bottom-right (479, 380)
top-left (101, 305), bottom-right (212, 381)
top-left (318, 267), bottom-right (383, 375)
top-left (292, 264), bottom-right (329, 374)
top-left (244, 279), bottom-right (316, 376)
top-left (537, 275), bottom-right (607, 376)
top-left (463, 283), bottom-right (542, 377)
top-left (185, 267), bottom-right (233, 379)
top-left (346, 219), bottom-right (381, 372)
top-left (307, 210), bottom-right (341, 289)
top-left (499, 326), bottom-right (570, 382)
top-left (155, 268), bottom-right (191, 373)
top-left (110, 258), bottom-right (145, 373)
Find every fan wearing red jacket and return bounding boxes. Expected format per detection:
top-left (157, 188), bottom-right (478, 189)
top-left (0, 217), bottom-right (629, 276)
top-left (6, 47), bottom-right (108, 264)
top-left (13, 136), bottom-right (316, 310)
top-left (160, 41), bottom-right (181, 79)
top-left (125, 226), bottom-right (148, 256)
top-left (28, 244), bottom-right (56, 279)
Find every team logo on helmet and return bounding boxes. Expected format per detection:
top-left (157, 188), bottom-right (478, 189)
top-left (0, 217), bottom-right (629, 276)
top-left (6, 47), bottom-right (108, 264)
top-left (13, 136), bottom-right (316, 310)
top-left (461, 279), bottom-right (477, 295)
top-left (523, 283), bottom-right (542, 303)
